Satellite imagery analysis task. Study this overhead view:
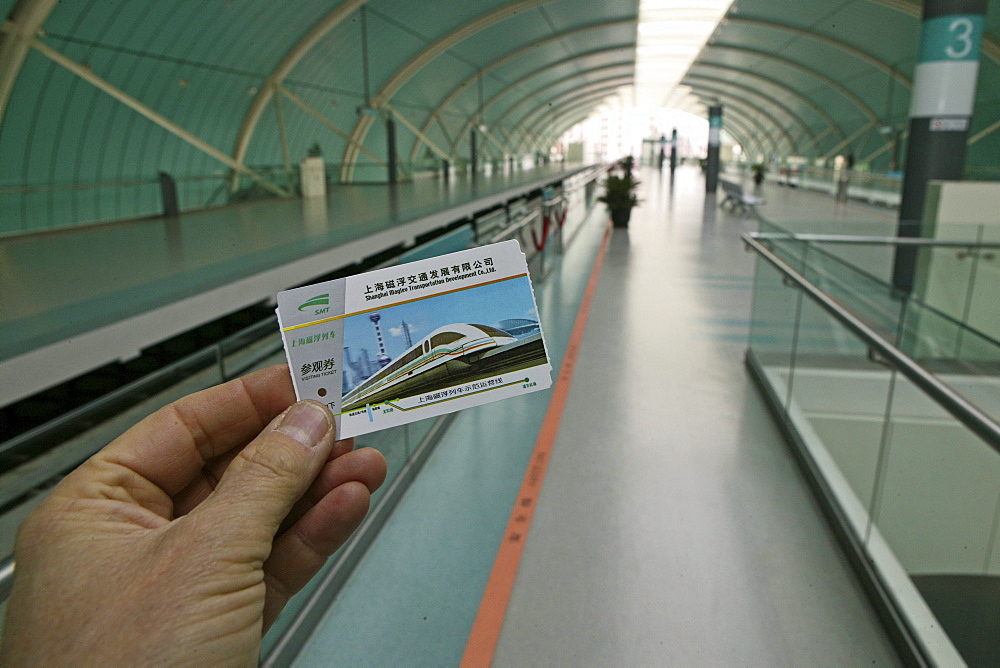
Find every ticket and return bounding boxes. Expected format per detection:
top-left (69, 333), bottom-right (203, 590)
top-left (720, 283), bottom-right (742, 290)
top-left (275, 239), bottom-right (552, 438)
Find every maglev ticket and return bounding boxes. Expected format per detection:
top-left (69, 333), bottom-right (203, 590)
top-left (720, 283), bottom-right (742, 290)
top-left (275, 239), bottom-right (553, 438)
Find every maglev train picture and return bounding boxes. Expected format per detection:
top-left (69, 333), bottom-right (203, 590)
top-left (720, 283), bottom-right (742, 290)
top-left (341, 323), bottom-right (517, 412)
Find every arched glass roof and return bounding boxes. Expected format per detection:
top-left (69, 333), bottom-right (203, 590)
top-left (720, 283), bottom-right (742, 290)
top-left (1, 0), bottom-right (998, 233)
top-left (679, 0), bottom-right (1000, 174)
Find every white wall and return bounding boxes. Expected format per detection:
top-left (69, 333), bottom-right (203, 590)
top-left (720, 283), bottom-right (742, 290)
top-left (915, 181), bottom-right (1000, 350)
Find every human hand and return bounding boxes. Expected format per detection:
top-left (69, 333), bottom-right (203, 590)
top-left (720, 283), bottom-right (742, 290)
top-left (0, 364), bottom-right (386, 665)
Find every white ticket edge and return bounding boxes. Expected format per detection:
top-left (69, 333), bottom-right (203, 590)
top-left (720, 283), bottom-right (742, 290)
top-left (275, 239), bottom-right (552, 438)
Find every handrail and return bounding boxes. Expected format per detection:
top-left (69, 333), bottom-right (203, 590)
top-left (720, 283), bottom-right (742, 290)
top-left (562, 165), bottom-right (605, 194)
top-left (742, 233), bottom-right (1000, 453)
top-left (752, 231), bottom-right (1000, 249)
top-left (489, 210), bottom-right (540, 245)
top-left (753, 231), bottom-right (1000, 351)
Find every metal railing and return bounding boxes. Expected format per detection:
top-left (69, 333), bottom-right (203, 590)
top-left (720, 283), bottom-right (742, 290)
top-left (1, 162), bottom-right (605, 236)
top-left (752, 231), bottom-right (1000, 249)
top-left (743, 230), bottom-right (1000, 666)
top-left (754, 230), bottom-right (1000, 358)
top-left (767, 165), bottom-right (904, 206)
top-left (744, 232), bottom-right (1000, 451)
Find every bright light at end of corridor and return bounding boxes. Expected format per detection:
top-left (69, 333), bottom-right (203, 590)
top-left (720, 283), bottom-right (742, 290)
top-left (635, 0), bottom-right (734, 109)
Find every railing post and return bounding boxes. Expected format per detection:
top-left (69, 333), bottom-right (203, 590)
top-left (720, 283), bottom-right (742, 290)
top-left (955, 224), bottom-right (986, 357)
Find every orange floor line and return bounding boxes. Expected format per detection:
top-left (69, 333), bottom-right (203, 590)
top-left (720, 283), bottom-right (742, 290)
top-left (460, 222), bottom-right (612, 668)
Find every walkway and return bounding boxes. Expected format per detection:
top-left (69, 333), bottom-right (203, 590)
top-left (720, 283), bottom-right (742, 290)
top-left (292, 167), bottom-right (901, 666)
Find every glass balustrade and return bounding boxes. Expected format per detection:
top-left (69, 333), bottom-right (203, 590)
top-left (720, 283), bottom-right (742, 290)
top-left (745, 231), bottom-right (1000, 666)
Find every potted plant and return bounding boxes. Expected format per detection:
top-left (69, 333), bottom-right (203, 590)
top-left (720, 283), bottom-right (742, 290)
top-left (750, 162), bottom-right (767, 185)
top-left (598, 172), bottom-right (640, 228)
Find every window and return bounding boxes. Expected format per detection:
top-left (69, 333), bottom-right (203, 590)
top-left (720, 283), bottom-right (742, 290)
top-left (471, 324), bottom-right (512, 338)
top-left (431, 332), bottom-right (464, 348)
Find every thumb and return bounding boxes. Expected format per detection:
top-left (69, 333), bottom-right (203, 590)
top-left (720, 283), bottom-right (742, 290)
top-left (198, 400), bottom-right (336, 548)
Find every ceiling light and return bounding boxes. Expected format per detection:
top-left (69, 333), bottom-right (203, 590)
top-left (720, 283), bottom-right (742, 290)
top-left (634, 0), bottom-right (734, 109)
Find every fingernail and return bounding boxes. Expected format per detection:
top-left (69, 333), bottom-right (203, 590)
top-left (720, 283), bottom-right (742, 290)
top-left (275, 402), bottom-right (331, 448)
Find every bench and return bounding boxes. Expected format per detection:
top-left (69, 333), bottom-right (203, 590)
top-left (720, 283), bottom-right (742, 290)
top-left (719, 179), bottom-right (764, 216)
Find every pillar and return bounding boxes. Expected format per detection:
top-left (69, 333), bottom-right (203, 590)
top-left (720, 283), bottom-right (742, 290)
top-left (706, 105), bottom-right (722, 193)
top-left (670, 127), bottom-right (678, 173)
top-left (470, 128), bottom-right (478, 175)
top-left (892, 0), bottom-right (986, 293)
top-left (158, 171), bottom-right (179, 217)
top-left (386, 114), bottom-right (398, 184)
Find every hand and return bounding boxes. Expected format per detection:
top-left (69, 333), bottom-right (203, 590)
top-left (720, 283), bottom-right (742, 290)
top-left (0, 364), bottom-right (386, 665)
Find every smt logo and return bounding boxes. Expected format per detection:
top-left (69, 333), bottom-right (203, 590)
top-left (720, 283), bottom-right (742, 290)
top-left (298, 293), bottom-right (330, 314)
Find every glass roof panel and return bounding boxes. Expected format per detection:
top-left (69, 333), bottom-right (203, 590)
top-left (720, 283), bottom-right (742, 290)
top-left (634, 0), bottom-right (733, 107)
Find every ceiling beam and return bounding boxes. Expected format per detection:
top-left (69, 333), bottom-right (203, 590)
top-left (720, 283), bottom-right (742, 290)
top-left (864, 0), bottom-right (1000, 64)
top-left (724, 117), bottom-right (770, 159)
top-left (339, 0), bottom-right (562, 182)
top-left (514, 78), bottom-right (633, 140)
top-left (406, 18), bottom-right (636, 163)
top-left (683, 98), bottom-right (759, 153)
top-left (725, 17), bottom-right (911, 89)
top-left (968, 116), bottom-right (1000, 146)
top-left (382, 103), bottom-right (450, 161)
top-left (534, 102), bottom-right (602, 144)
top-left (446, 46), bottom-right (634, 158)
top-left (0, 0), bottom-right (60, 130)
top-left (515, 85), bottom-right (629, 153)
top-left (685, 99), bottom-right (762, 156)
top-left (539, 111), bottom-right (592, 147)
top-left (682, 74), bottom-right (815, 149)
top-left (527, 103), bottom-right (603, 155)
top-left (799, 124), bottom-right (839, 157)
top-left (451, 65), bottom-right (635, 158)
top-left (502, 79), bottom-right (632, 153)
top-left (31, 37), bottom-right (289, 197)
top-left (690, 85), bottom-right (794, 153)
top-left (820, 120), bottom-right (877, 160)
top-left (702, 44), bottom-right (883, 129)
top-left (277, 84), bottom-right (386, 167)
top-left (515, 93), bottom-right (618, 154)
top-left (703, 110), bottom-right (758, 157)
top-left (494, 71), bottom-right (633, 136)
top-left (231, 0), bottom-right (367, 174)
top-left (693, 94), bottom-right (780, 156)
top-left (685, 61), bottom-right (846, 143)
top-left (716, 117), bottom-right (758, 156)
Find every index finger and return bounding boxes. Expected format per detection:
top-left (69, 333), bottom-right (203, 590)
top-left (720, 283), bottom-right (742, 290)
top-left (97, 364), bottom-right (298, 497)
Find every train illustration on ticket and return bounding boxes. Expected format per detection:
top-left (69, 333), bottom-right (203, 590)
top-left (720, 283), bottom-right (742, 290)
top-left (276, 240), bottom-right (552, 438)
